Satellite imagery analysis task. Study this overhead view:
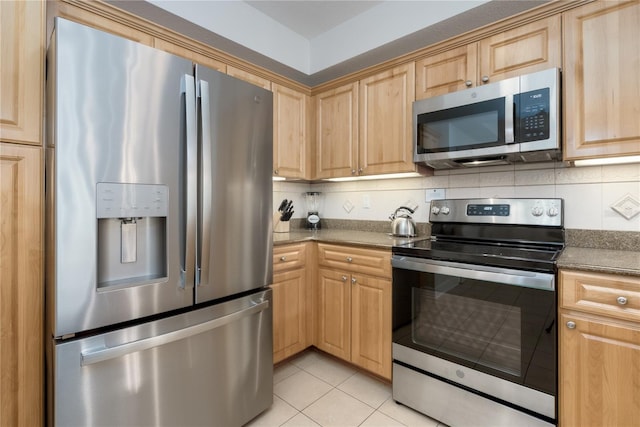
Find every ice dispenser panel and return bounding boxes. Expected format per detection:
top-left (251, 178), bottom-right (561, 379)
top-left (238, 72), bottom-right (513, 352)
top-left (97, 183), bottom-right (168, 289)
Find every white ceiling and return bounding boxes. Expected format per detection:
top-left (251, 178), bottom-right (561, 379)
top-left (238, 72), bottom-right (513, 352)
top-left (116, 1), bottom-right (549, 85)
top-left (244, 1), bottom-right (384, 39)
top-left (148, 0), bottom-right (492, 74)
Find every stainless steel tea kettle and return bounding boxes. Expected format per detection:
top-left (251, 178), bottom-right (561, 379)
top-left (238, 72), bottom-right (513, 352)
top-left (389, 206), bottom-right (417, 237)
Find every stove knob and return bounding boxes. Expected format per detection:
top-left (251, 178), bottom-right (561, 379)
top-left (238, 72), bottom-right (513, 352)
top-left (547, 207), bottom-right (559, 217)
top-left (440, 206), bottom-right (450, 215)
top-left (431, 206), bottom-right (441, 215)
top-left (532, 206), bottom-right (544, 217)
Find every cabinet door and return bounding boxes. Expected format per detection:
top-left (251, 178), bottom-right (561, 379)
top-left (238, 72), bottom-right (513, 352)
top-left (563, 1), bottom-right (640, 160)
top-left (559, 311), bottom-right (640, 427)
top-left (478, 15), bottom-right (561, 85)
top-left (314, 83), bottom-right (359, 179)
top-left (273, 84), bottom-right (310, 179)
top-left (351, 274), bottom-right (392, 380)
top-left (415, 44), bottom-right (478, 99)
top-left (271, 268), bottom-right (307, 364)
top-left (0, 0), bottom-right (44, 145)
top-left (359, 63), bottom-right (416, 176)
top-left (0, 144), bottom-right (43, 427)
top-left (316, 268), bottom-right (351, 361)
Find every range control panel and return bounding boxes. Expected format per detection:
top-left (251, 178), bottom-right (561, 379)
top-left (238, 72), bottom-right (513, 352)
top-left (430, 198), bottom-right (563, 227)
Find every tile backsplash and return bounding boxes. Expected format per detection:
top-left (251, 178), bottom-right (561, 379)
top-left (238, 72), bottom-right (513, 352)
top-left (273, 161), bottom-right (640, 232)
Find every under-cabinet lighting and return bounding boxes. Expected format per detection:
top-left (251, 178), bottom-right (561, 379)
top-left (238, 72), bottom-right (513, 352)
top-left (325, 172), bottom-right (423, 182)
top-left (272, 176), bottom-right (286, 181)
top-left (573, 156), bottom-right (640, 167)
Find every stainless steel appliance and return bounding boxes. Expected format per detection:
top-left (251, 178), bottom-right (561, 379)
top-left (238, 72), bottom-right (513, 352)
top-left (392, 198), bottom-right (564, 427)
top-left (46, 18), bottom-right (273, 426)
top-left (413, 68), bottom-right (560, 169)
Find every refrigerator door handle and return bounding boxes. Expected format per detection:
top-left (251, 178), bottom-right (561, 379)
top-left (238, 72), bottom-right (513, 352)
top-left (80, 299), bottom-right (270, 366)
top-left (197, 79), bottom-right (212, 288)
top-left (181, 74), bottom-right (197, 290)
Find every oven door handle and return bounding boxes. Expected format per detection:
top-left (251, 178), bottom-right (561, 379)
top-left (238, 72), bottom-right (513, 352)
top-left (391, 256), bottom-right (555, 291)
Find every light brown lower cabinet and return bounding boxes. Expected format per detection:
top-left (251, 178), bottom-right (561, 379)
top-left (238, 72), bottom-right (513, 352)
top-left (316, 244), bottom-right (392, 380)
top-left (271, 243), bottom-right (313, 364)
top-left (0, 143), bottom-right (43, 427)
top-left (559, 270), bottom-right (640, 427)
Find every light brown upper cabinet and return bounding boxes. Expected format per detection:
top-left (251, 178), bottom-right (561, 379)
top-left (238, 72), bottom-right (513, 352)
top-left (273, 84), bottom-right (312, 179)
top-left (416, 16), bottom-right (561, 99)
top-left (314, 82), bottom-right (359, 179)
top-left (358, 63), bottom-right (417, 176)
top-left (563, 0), bottom-right (640, 161)
top-left (0, 0), bottom-right (44, 145)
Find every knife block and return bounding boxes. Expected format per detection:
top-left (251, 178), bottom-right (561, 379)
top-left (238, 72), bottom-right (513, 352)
top-left (274, 219), bottom-right (290, 233)
top-left (273, 211), bottom-right (290, 233)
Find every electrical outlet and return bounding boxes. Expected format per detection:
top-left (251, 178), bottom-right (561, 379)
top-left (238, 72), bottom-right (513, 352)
top-left (426, 188), bottom-right (446, 202)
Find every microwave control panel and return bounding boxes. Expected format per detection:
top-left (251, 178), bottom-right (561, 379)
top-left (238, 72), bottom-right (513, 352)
top-left (516, 88), bottom-right (550, 142)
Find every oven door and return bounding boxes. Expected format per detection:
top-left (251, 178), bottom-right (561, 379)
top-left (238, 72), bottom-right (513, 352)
top-left (391, 255), bottom-right (556, 419)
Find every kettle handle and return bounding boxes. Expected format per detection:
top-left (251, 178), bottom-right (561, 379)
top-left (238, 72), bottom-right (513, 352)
top-left (395, 206), bottom-right (415, 215)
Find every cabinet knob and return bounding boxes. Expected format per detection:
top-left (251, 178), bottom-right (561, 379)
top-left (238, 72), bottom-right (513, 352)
top-left (358, 168), bottom-right (363, 174)
top-left (341, 275), bottom-right (348, 282)
top-left (566, 321), bottom-right (576, 329)
top-left (280, 256), bottom-right (286, 262)
top-left (351, 169), bottom-right (357, 175)
top-left (346, 257), bottom-right (353, 263)
top-left (465, 80), bottom-right (472, 87)
top-left (617, 296), bottom-right (628, 305)
top-left (351, 277), bottom-right (357, 284)
top-left (274, 169), bottom-right (279, 175)
top-left (481, 75), bottom-right (489, 83)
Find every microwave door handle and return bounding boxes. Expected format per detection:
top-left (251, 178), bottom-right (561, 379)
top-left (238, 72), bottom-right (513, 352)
top-left (197, 79), bottom-right (212, 289)
top-left (505, 94), bottom-right (515, 143)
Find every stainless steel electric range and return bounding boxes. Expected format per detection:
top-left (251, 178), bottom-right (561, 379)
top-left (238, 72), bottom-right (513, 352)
top-left (391, 198), bottom-right (564, 427)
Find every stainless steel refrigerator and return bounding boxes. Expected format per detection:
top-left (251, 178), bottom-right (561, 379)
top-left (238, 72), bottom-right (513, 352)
top-left (46, 18), bottom-right (273, 426)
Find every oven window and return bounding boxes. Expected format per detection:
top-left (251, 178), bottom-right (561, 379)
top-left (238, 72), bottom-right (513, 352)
top-left (393, 268), bottom-right (556, 395)
top-left (416, 98), bottom-right (506, 154)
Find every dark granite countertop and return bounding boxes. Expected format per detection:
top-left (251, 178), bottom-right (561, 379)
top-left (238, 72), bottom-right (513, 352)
top-left (273, 229), bottom-right (429, 250)
top-left (273, 225), bottom-right (640, 277)
top-left (557, 247), bottom-right (640, 278)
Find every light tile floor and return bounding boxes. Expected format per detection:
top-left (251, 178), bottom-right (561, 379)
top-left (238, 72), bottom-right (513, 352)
top-left (247, 349), bottom-right (447, 427)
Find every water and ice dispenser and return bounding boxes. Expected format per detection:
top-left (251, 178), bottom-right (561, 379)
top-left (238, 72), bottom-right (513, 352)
top-left (96, 183), bottom-right (168, 289)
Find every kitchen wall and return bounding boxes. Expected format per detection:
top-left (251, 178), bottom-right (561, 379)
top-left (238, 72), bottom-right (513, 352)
top-left (273, 161), bottom-right (640, 232)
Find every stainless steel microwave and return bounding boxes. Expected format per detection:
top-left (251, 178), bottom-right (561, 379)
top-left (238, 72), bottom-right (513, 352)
top-left (413, 68), bottom-right (560, 169)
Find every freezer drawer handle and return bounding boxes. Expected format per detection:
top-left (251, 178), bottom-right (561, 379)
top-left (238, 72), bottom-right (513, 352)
top-left (80, 299), bottom-right (270, 366)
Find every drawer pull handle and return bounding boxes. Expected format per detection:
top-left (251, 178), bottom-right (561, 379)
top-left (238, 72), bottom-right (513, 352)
top-left (346, 257), bottom-right (353, 263)
top-left (351, 277), bottom-right (357, 284)
top-left (342, 275), bottom-right (348, 282)
top-left (566, 321), bottom-right (576, 329)
top-left (617, 296), bottom-right (628, 305)
top-left (280, 256), bottom-right (287, 262)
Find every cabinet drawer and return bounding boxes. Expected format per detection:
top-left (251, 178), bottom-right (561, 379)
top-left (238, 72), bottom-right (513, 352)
top-left (273, 243), bottom-right (307, 273)
top-left (317, 243), bottom-right (391, 278)
top-left (560, 270), bottom-right (640, 322)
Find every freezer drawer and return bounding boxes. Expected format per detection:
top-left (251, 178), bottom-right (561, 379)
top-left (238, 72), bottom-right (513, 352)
top-left (49, 289), bottom-right (273, 426)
